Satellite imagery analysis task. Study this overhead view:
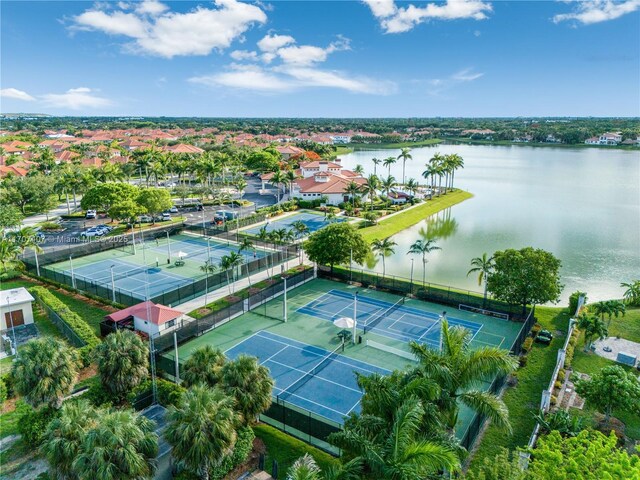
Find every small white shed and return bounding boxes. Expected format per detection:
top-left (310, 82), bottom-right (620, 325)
top-left (0, 288), bottom-right (35, 331)
top-left (103, 301), bottom-right (183, 337)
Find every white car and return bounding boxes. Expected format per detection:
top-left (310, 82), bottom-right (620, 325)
top-left (85, 210), bottom-right (97, 219)
top-left (169, 206), bottom-right (179, 214)
top-left (80, 228), bottom-right (105, 238)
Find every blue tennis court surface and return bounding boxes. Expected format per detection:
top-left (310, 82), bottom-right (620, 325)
top-left (242, 211), bottom-right (347, 236)
top-left (66, 258), bottom-right (192, 300)
top-left (298, 290), bottom-right (482, 348)
top-left (149, 235), bottom-right (267, 263)
top-left (225, 330), bottom-right (389, 424)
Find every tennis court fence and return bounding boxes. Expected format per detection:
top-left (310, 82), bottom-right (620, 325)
top-left (319, 265), bottom-right (532, 321)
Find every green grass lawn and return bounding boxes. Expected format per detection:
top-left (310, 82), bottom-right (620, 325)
top-left (0, 400), bottom-right (29, 438)
top-left (469, 306), bottom-right (571, 470)
top-left (349, 138), bottom-right (442, 150)
top-left (253, 423), bottom-right (339, 476)
top-left (360, 190), bottom-right (473, 242)
top-left (606, 306), bottom-right (640, 343)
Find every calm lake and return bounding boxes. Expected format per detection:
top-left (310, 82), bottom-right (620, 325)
top-left (339, 145), bottom-right (640, 303)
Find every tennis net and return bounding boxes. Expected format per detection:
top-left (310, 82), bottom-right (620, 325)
top-left (364, 297), bottom-right (405, 334)
top-left (279, 343), bottom-right (343, 400)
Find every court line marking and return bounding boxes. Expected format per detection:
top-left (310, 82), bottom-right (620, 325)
top-left (273, 388), bottom-right (352, 417)
top-left (255, 330), bottom-right (388, 376)
top-left (265, 358), bottom-right (362, 394)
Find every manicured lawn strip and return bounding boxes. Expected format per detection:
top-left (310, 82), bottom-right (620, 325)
top-left (47, 289), bottom-right (110, 336)
top-left (360, 190), bottom-right (473, 242)
top-left (252, 423), bottom-right (339, 476)
top-left (606, 306), bottom-right (640, 343)
top-left (469, 306), bottom-right (570, 470)
top-left (446, 137), bottom-right (639, 150)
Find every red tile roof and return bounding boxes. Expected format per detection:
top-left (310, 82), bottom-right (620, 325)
top-left (105, 301), bottom-right (182, 326)
top-left (295, 173), bottom-right (366, 194)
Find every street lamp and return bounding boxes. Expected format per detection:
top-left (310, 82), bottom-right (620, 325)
top-left (282, 265), bottom-right (288, 323)
top-left (69, 255), bottom-right (76, 289)
top-left (110, 265), bottom-right (116, 303)
top-left (166, 231), bottom-right (171, 264)
top-left (409, 258), bottom-right (414, 295)
top-left (352, 291), bottom-right (358, 344)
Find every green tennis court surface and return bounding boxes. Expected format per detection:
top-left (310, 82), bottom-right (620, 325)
top-left (164, 278), bottom-right (523, 436)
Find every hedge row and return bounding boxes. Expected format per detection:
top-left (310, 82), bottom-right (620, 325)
top-left (29, 286), bottom-right (100, 350)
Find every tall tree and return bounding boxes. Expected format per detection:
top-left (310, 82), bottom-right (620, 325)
top-left (408, 239), bottom-right (441, 286)
top-left (487, 247), bottom-right (563, 314)
top-left (397, 147), bottom-right (412, 186)
top-left (270, 170), bottom-right (288, 203)
top-left (621, 280), bottom-right (640, 306)
top-left (181, 346), bottom-right (226, 389)
top-left (467, 253), bottom-right (494, 305)
top-left (219, 354), bottom-right (274, 425)
top-left (72, 409), bottom-right (158, 480)
top-left (304, 223), bottom-right (369, 273)
top-left (409, 320), bottom-right (518, 434)
top-left (380, 175), bottom-right (397, 199)
top-left (137, 187), bottom-right (173, 224)
top-left (382, 156), bottom-right (396, 177)
top-left (576, 312), bottom-right (608, 352)
top-left (12, 337), bottom-right (78, 409)
top-left (164, 385), bottom-right (238, 480)
top-left (343, 181), bottom-right (362, 208)
top-left (371, 237), bottom-right (396, 278)
top-left (371, 157), bottom-right (381, 176)
top-left (95, 330), bottom-right (149, 403)
top-left (219, 251), bottom-right (244, 294)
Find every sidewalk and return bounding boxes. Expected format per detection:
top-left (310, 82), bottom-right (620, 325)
top-left (174, 254), bottom-right (306, 314)
top-left (22, 198), bottom-right (82, 227)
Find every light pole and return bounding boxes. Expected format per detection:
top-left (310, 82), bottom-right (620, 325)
top-left (282, 266), bottom-right (288, 323)
top-left (6, 296), bottom-right (18, 358)
top-left (110, 265), bottom-right (116, 303)
top-left (409, 258), bottom-right (414, 295)
top-left (69, 255), bottom-right (76, 289)
top-left (166, 231), bottom-right (171, 264)
top-left (352, 291), bottom-right (358, 344)
top-left (201, 204), bottom-right (206, 235)
top-left (34, 249), bottom-right (40, 277)
top-left (439, 311), bottom-right (447, 353)
top-left (350, 247), bottom-right (353, 283)
top-left (131, 224), bottom-right (136, 255)
top-left (207, 236), bottom-right (212, 264)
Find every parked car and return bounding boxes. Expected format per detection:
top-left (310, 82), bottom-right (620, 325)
top-left (85, 210), bottom-right (97, 219)
top-left (80, 228), bottom-right (105, 238)
top-left (169, 206), bottom-right (179, 214)
top-left (160, 212), bottom-right (172, 221)
top-left (535, 330), bottom-right (554, 345)
top-left (95, 224), bottom-right (113, 231)
top-left (139, 215), bottom-right (153, 223)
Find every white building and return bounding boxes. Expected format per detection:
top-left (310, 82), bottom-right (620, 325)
top-left (598, 132), bottom-right (622, 145)
top-left (103, 301), bottom-right (183, 337)
top-left (0, 288), bottom-right (35, 331)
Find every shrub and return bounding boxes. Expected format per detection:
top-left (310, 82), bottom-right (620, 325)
top-left (85, 382), bottom-right (112, 407)
top-left (558, 369), bottom-right (566, 382)
top-left (522, 337), bottom-right (534, 352)
top-left (29, 287), bottom-right (100, 351)
top-left (1, 372), bottom-right (15, 399)
top-left (519, 355), bottom-right (528, 367)
top-left (0, 269), bottom-right (21, 281)
top-left (531, 323), bottom-right (542, 335)
top-left (210, 427), bottom-right (256, 480)
top-left (568, 291), bottom-right (587, 315)
top-left (550, 395), bottom-right (557, 406)
top-left (554, 380), bottom-right (562, 389)
top-left (39, 222), bottom-right (62, 231)
top-left (564, 344), bottom-right (575, 369)
top-left (0, 377), bottom-right (7, 404)
top-left (18, 406), bottom-right (59, 447)
top-left (129, 378), bottom-right (185, 407)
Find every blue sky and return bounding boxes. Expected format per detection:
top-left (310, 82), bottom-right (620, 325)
top-left (1, 0), bottom-right (639, 117)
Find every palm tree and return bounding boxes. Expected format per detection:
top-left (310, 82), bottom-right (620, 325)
top-left (7, 226), bottom-right (43, 258)
top-left (343, 181), bottom-right (362, 208)
top-left (591, 300), bottom-right (625, 328)
top-left (234, 177), bottom-right (248, 201)
top-left (72, 409), bottom-right (158, 480)
top-left (421, 164), bottom-right (438, 199)
top-left (329, 396), bottom-right (460, 479)
top-left (383, 156), bottom-right (396, 177)
top-left (371, 157), bottom-right (382, 176)
top-left (361, 174), bottom-right (380, 211)
top-left (284, 169), bottom-right (298, 196)
top-left (621, 280), bottom-right (640, 306)
top-left (577, 312), bottom-right (608, 351)
top-left (95, 329), bottom-right (149, 403)
top-left (0, 237), bottom-right (21, 272)
top-left (397, 147), bottom-right (412, 186)
top-left (220, 251), bottom-right (244, 294)
top-left (446, 153), bottom-right (464, 192)
top-left (219, 354), bottom-right (274, 425)
top-left (42, 400), bottom-right (99, 479)
top-left (409, 321), bottom-right (518, 434)
top-left (371, 237), bottom-right (396, 278)
top-left (290, 220), bottom-right (309, 241)
top-left (270, 169), bottom-right (288, 203)
top-left (286, 454), bottom-right (362, 480)
top-left (257, 226), bottom-right (273, 276)
top-left (467, 253), bottom-right (494, 305)
top-left (408, 239), bottom-right (441, 286)
top-left (238, 237), bottom-right (255, 256)
top-left (12, 337), bottom-right (78, 409)
top-left (354, 164), bottom-right (365, 176)
top-left (405, 178), bottom-right (419, 198)
top-left (181, 345), bottom-right (226, 388)
top-left (380, 175), bottom-right (397, 200)
top-left (165, 385), bottom-right (238, 480)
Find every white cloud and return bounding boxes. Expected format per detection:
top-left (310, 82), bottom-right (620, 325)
top-left (553, 0), bottom-right (640, 25)
top-left (257, 33), bottom-right (295, 52)
top-left (230, 49), bottom-right (259, 61)
top-left (41, 87), bottom-right (112, 110)
top-left (0, 88), bottom-right (36, 101)
top-left (189, 64), bottom-right (396, 95)
top-left (190, 64), bottom-right (292, 92)
top-left (71, 0), bottom-right (267, 58)
top-left (364, 0), bottom-right (492, 33)
top-left (277, 36), bottom-right (350, 66)
top-left (428, 68), bottom-right (483, 95)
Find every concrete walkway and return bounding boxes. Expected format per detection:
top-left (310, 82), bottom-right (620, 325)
top-left (174, 254), bottom-right (306, 314)
top-left (22, 198), bottom-right (82, 227)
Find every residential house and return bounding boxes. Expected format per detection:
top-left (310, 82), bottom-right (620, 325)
top-left (598, 132), bottom-right (622, 145)
top-left (1, 288), bottom-right (35, 331)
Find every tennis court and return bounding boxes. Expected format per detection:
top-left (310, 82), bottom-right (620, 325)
top-left (298, 289), bottom-right (483, 350)
top-left (149, 234), bottom-right (268, 264)
top-left (242, 210), bottom-right (347, 237)
top-left (225, 330), bottom-right (389, 424)
top-left (65, 258), bottom-right (192, 299)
